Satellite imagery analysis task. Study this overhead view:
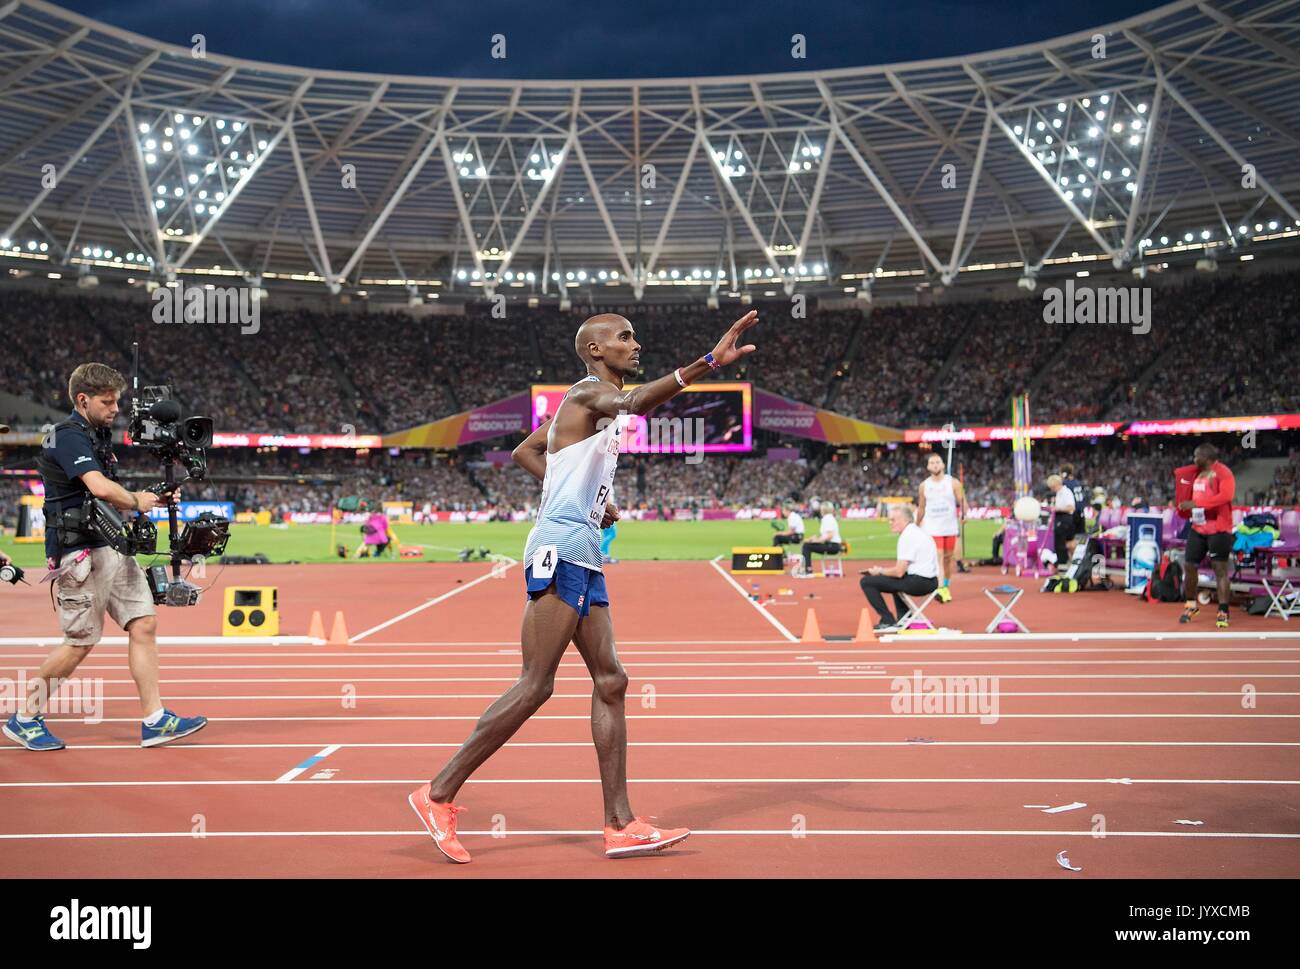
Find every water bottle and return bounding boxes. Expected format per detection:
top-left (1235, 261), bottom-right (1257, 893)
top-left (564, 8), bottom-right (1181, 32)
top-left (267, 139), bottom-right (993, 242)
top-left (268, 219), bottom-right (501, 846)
top-left (1131, 524), bottom-right (1159, 588)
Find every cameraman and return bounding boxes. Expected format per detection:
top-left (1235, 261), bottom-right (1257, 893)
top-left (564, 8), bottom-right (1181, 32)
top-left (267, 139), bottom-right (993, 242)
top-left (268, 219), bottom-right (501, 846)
top-left (3, 364), bottom-right (207, 752)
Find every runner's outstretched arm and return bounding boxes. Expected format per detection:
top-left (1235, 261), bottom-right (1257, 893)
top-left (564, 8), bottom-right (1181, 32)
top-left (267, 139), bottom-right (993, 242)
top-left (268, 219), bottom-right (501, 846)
top-left (571, 310), bottom-right (759, 418)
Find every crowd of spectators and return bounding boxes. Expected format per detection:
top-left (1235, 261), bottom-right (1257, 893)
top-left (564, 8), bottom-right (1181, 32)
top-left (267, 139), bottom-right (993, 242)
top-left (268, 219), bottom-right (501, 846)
top-left (4, 272), bottom-right (1297, 437)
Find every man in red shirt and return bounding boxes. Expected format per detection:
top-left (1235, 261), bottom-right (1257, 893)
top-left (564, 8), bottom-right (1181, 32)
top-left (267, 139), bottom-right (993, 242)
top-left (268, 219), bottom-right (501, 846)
top-left (1175, 443), bottom-right (1235, 628)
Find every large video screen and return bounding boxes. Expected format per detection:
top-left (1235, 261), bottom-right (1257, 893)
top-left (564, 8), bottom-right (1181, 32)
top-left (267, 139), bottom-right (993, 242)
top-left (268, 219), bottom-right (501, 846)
top-left (531, 381), bottom-right (752, 453)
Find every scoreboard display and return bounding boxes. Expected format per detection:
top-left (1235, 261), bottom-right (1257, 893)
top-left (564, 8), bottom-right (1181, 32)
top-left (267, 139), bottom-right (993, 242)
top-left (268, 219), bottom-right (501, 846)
top-left (730, 547), bottom-right (785, 574)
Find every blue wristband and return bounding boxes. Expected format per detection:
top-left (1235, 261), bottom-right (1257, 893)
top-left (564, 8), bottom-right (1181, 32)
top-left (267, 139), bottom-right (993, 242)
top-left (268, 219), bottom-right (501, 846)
top-left (703, 352), bottom-right (720, 371)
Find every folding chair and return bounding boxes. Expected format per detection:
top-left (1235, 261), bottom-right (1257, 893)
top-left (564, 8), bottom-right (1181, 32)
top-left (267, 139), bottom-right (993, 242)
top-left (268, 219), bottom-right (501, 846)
top-left (1260, 577), bottom-right (1299, 621)
top-left (983, 584), bottom-right (1029, 633)
top-left (897, 588), bottom-right (940, 630)
top-left (821, 541), bottom-right (850, 578)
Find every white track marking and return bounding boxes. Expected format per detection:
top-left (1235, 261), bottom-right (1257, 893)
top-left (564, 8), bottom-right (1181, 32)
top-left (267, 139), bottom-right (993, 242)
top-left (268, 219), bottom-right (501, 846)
top-left (0, 637), bottom-right (319, 647)
top-left (1, 829), bottom-right (1297, 841)
top-left (349, 559), bottom-right (517, 642)
top-left (708, 557), bottom-right (798, 641)
top-left (4, 776), bottom-right (1299, 789)
top-left (37, 672), bottom-right (1300, 682)
top-left (38, 712), bottom-right (1300, 723)
top-left (53, 659), bottom-right (1300, 671)
top-left (8, 740), bottom-right (1299, 751)
top-left (273, 744), bottom-right (340, 783)
top-left (73, 689), bottom-right (1300, 701)
top-left (880, 631), bottom-right (1300, 641)
top-left (5, 645), bottom-right (1299, 658)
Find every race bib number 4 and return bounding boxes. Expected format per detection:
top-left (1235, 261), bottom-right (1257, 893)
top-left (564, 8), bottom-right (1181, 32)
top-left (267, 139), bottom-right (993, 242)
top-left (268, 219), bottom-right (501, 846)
top-left (532, 545), bottom-right (558, 580)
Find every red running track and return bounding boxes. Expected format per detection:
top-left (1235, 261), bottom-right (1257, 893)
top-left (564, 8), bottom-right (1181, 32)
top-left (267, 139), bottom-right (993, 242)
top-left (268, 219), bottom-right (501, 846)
top-left (1, 560), bottom-right (1298, 878)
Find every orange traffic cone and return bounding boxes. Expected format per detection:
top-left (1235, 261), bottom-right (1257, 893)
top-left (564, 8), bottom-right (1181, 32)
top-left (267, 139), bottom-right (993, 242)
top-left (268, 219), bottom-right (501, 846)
top-left (800, 608), bottom-right (822, 643)
top-left (308, 610), bottom-right (325, 641)
top-left (327, 611), bottom-right (350, 646)
top-left (854, 607), bottom-right (877, 643)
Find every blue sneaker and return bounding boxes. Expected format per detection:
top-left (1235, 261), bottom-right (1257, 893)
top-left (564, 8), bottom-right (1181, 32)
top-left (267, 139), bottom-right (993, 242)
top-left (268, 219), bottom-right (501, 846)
top-left (141, 710), bottom-right (207, 747)
top-left (3, 714), bottom-right (66, 751)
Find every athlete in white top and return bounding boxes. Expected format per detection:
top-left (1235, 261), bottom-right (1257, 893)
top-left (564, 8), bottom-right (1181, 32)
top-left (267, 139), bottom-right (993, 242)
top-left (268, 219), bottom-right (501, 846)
top-left (412, 309), bottom-right (760, 864)
top-left (800, 501), bottom-right (844, 573)
top-left (773, 506), bottom-right (805, 546)
top-left (916, 452), bottom-right (967, 603)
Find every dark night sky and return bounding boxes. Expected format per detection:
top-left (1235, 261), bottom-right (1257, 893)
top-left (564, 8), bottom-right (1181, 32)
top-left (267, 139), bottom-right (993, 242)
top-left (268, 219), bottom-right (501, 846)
top-left (60, 0), bottom-right (1167, 79)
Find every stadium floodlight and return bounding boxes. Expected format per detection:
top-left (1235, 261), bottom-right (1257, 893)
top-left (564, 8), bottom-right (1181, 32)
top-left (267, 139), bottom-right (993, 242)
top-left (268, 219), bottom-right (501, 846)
top-left (138, 122), bottom-right (149, 134)
top-left (1195, 256), bottom-right (1218, 272)
top-left (1057, 102), bottom-right (1066, 112)
top-left (1184, 232), bottom-right (1194, 242)
top-left (1269, 220), bottom-right (1279, 230)
top-left (1016, 273), bottom-right (1037, 292)
top-left (1087, 126), bottom-right (1098, 138)
top-left (1200, 229), bottom-right (1211, 240)
top-left (1013, 125), bottom-right (1023, 135)
top-left (1137, 103), bottom-right (1148, 113)
top-left (1129, 135), bottom-right (1140, 146)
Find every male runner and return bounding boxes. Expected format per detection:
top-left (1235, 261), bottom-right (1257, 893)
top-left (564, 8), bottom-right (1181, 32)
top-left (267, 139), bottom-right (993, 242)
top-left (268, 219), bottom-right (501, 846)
top-left (1175, 443), bottom-right (1236, 629)
top-left (916, 453), bottom-right (965, 603)
top-left (409, 309), bottom-right (759, 863)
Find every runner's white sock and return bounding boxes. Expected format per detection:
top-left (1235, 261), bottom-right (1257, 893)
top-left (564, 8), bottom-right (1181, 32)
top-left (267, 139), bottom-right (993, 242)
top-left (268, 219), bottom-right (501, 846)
top-left (15, 712), bottom-right (38, 724)
top-left (143, 708), bottom-right (166, 726)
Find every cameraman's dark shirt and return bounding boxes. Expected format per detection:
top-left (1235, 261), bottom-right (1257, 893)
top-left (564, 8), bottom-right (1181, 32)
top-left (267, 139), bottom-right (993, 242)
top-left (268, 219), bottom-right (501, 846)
top-left (39, 411), bottom-right (110, 562)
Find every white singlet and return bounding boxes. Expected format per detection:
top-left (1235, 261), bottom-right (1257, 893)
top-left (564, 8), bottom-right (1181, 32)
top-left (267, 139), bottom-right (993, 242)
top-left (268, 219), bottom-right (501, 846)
top-left (921, 474), bottom-right (960, 537)
top-left (522, 376), bottom-right (623, 573)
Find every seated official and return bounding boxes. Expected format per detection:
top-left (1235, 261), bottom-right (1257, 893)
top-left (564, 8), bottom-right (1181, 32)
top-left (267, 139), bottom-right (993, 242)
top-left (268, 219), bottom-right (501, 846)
top-left (858, 504), bottom-right (939, 632)
top-left (773, 504), bottom-right (805, 546)
top-left (800, 502), bottom-right (843, 573)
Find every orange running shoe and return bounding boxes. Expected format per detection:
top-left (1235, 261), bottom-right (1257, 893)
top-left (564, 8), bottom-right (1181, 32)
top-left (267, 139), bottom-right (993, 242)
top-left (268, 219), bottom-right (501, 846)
top-left (408, 783), bottom-right (471, 864)
top-left (604, 816), bottom-right (691, 858)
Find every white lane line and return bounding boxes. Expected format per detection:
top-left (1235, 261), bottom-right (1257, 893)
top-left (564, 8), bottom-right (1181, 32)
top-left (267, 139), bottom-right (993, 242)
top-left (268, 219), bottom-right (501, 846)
top-left (11, 740), bottom-right (1300, 751)
top-left (5, 776), bottom-right (1299, 789)
top-left (74, 690), bottom-right (1300, 701)
top-left (1, 829), bottom-right (1296, 841)
top-left (54, 659), bottom-right (1300, 670)
top-left (708, 556), bottom-right (798, 642)
top-left (6, 645), bottom-right (1298, 658)
top-left (349, 559), bottom-right (517, 643)
top-left (3, 632), bottom-right (1292, 649)
top-left (48, 674), bottom-right (1300, 684)
top-left (273, 744), bottom-right (341, 783)
top-left (0, 637), bottom-right (319, 647)
top-left (880, 632), bottom-right (1300, 641)
top-left (40, 712), bottom-right (1300, 723)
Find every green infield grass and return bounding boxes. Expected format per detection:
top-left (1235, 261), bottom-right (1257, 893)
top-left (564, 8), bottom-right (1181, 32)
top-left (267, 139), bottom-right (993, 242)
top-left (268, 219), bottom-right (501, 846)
top-left (1, 518), bottom-right (999, 567)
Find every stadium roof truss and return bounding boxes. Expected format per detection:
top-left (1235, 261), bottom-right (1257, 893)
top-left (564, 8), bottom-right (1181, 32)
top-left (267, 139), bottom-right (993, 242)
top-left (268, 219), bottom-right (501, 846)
top-left (0, 0), bottom-right (1298, 299)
